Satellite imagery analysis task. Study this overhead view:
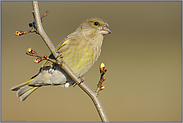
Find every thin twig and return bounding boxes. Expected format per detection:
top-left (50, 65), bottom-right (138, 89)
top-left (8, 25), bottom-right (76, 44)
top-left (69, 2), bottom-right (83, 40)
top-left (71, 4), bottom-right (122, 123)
top-left (32, 2), bottom-right (57, 57)
top-left (15, 30), bottom-right (36, 36)
top-left (41, 10), bottom-right (49, 20)
top-left (32, 1), bottom-right (109, 122)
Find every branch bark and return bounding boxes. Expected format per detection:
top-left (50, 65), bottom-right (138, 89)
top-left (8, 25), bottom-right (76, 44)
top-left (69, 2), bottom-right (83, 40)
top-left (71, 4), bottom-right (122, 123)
top-left (32, 1), bottom-right (109, 122)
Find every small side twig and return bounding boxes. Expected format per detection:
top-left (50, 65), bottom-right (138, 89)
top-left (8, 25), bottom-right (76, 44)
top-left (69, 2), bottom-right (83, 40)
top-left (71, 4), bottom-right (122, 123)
top-left (26, 48), bottom-right (63, 66)
top-left (15, 10), bottom-right (48, 36)
top-left (96, 63), bottom-right (107, 96)
top-left (15, 30), bottom-right (36, 36)
top-left (41, 10), bottom-right (49, 21)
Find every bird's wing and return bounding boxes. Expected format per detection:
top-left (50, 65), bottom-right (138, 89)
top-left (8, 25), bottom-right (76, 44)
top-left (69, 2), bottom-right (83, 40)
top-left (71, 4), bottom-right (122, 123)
top-left (39, 31), bottom-right (79, 68)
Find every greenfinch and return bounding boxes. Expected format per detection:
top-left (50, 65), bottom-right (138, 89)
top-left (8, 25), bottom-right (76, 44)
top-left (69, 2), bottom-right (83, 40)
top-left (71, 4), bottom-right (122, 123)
top-left (10, 17), bottom-right (111, 101)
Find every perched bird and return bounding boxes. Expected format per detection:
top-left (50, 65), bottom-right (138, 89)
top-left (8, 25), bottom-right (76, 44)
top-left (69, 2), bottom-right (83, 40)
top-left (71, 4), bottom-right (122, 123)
top-left (10, 17), bottom-right (111, 101)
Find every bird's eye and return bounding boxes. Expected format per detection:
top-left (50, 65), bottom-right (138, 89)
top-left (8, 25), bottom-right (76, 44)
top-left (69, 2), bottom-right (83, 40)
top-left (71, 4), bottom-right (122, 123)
top-left (94, 22), bottom-right (99, 26)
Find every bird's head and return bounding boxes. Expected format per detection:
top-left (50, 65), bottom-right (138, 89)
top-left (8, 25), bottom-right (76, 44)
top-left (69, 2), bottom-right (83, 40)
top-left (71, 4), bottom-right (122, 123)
top-left (81, 17), bottom-right (112, 36)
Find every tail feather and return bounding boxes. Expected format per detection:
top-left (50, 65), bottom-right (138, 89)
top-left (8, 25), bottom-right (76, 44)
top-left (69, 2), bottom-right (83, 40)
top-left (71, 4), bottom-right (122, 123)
top-left (19, 86), bottom-right (39, 101)
top-left (17, 85), bottom-right (36, 97)
top-left (10, 78), bottom-right (35, 91)
top-left (11, 78), bottom-right (40, 101)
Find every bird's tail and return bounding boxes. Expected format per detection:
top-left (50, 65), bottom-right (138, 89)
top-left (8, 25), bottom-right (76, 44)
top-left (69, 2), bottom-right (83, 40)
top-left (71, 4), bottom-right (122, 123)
top-left (10, 78), bottom-right (39, 101)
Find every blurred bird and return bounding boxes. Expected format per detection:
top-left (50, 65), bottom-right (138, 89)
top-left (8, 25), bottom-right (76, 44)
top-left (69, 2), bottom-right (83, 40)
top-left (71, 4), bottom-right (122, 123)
top-left (10, 17), bottom-right (111, 101)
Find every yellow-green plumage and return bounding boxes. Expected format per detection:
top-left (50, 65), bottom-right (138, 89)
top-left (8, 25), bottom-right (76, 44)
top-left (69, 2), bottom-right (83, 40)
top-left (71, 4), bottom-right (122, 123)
top-left (56, 17), bottom-right (109, 76)
top-left (10, 17), bottom-right (111, 101)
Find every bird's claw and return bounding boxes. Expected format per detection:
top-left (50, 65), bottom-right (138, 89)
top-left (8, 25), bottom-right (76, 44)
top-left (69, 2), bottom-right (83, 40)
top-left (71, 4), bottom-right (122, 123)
top-left (78, 76), bottom-right (84, 85)
top-left (72, 76), bottom-right (84, 87)
top-left (72, 82), bottom-right (77, 87)
top-left (56, 51), bottom-right (63, 59)
top-left (81, 77), bottom-right (85, 82)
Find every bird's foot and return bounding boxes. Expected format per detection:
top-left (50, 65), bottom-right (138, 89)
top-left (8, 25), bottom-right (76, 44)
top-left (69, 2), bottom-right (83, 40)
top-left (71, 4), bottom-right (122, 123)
top-left (72, 76), bottom-right (84, 87)
top-left (56, 51), bottom-right (63, 59)
top-left (78, 76), bottom-right (84, 85)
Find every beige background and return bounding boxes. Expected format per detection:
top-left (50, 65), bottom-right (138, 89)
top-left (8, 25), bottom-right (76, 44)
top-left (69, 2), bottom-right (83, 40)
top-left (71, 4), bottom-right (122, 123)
top-left (1, 1), bottom-right (182, 122)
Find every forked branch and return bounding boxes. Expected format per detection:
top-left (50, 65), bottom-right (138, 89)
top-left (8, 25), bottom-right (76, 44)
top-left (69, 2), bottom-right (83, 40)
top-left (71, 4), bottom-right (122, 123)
top-left (24, 1), bottom-right (109, 122)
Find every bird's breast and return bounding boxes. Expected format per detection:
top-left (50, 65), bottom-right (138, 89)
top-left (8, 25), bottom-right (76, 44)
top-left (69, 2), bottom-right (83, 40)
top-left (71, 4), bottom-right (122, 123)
top-left (62, 36), bottom-right (103, 76)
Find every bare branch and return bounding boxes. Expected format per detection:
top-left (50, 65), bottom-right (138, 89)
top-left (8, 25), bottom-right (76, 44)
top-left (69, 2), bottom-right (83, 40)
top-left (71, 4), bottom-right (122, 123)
top-left (32, 2), bottom-right (57, 57)
top-left (32, 1), bottom-right (109, 122)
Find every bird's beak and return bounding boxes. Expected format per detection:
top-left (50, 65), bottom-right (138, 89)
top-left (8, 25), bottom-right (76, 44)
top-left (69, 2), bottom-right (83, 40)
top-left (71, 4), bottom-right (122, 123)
top-left (99, 25), bottom-right (112, 35)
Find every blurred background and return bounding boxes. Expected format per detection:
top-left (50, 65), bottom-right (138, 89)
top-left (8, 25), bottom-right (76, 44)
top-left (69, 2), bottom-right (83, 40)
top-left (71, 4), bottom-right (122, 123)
top-left (1, 1), bottom-right (181, 122)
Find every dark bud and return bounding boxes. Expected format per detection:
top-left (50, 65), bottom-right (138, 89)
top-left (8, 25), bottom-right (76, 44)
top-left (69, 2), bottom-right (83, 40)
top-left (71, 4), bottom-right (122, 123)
top-left (29, 23), bottom-right (33, 27)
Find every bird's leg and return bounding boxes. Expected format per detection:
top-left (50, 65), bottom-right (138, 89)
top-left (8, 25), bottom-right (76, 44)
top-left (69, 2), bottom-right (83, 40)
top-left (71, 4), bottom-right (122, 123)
top-left (72, 76), bottom-right (84, 87)
top-left (78, 76), bottom-right (85, 85)
top-left (54, 51), bottom-right (64, 66)
top-left (81, 77), bottom-right (85, 83)
top-left (72, 83), bottom-right (77, 87)
top-left (56, 51), bottom-right (63, 59)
